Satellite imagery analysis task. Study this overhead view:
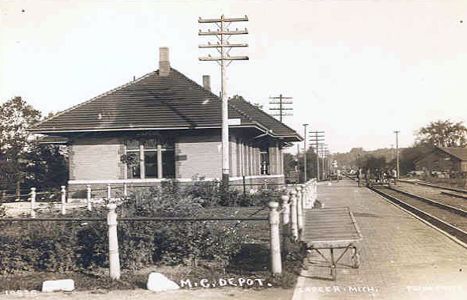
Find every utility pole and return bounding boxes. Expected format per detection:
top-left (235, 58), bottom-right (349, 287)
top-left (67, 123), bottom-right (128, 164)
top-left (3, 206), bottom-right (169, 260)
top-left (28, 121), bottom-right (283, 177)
top-left (394, 130), bottom-right (400, 181)
top-left (269, 94), bottom-right (293, 122)
top-left (319, 144), bottom-right (328, 180)
top-left (303, 124), bottom-right (309, 182)
top-left (198, 15), bottom-right (249, 186)
top-left (296, 143), bottom-right (300, 172)
top-left (309, 131), bottom-right (325, 181)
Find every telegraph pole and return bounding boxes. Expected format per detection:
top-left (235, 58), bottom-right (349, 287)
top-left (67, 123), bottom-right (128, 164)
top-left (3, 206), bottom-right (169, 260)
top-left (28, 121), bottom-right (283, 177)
top-left (394, 130), bottom-right (400, 181)
top-left (303, 124), bottom-right (309, 182)
top-left (198, 15), bottom-right (249, 186)
top-left (309, 131), bottom-right (325, 181)
top-left (269, 94), bottom-right (293, 122)
top-left (319, 144), bottom-right (328, 180)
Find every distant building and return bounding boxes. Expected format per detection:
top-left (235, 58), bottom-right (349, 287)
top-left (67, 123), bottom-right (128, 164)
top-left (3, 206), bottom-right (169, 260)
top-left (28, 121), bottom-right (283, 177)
top-left (414, 146), bottom-right (467, 174)
top-left (31, 48), bottom-right (302, 195)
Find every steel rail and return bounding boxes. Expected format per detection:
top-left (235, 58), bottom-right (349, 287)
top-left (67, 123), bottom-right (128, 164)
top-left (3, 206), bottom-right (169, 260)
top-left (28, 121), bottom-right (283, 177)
top-left (370, 186), bottom-right (467, 243)
top-left (399, 179), bottom-right (467, 195)
top-left (388, 186), bottom-right (467, 217)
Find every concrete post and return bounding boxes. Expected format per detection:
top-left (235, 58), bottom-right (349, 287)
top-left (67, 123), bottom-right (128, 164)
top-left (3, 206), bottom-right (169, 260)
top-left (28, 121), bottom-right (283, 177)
top-left (290, 189), bottom-right (298, 240)
top-left (107, 184), bottom-right (111, 200)
top-left (296, 186), bottom-right (304, 235)
top-left (268, 201), bottom-right (282, 275)
top-left (281, 193), bottom-right (290, 225)
top-left (30, 187), bottom-right (36, 218)
top-left (61, 185), bottom-right (66, 215)
top-left (315, 181), bottom-right (318, 202)
top-left (302, 183), bottom-right (308, 208)
top-left (107, 203), bottom-right (121, 280)
top-left (123, 183), bottom-right (128, 197)
top-left (86, 185), bottom-right (92, 211)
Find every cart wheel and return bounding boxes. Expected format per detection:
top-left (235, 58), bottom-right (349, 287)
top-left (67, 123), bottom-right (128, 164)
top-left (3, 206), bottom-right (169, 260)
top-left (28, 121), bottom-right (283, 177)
top-left (352, 253), bottom-right (360, 268)
top-left (330, 266), bottom-right (336, 280)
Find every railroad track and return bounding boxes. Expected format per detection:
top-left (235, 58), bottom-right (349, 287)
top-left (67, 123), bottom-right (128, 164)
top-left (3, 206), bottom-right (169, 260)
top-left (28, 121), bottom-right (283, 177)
top-left (369, 185), bottom-right (467, 245)
top-left (398, 179), bottom-right (467, 195)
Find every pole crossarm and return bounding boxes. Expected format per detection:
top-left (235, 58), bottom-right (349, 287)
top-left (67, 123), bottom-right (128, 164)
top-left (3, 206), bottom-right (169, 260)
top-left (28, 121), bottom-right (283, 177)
top-left (269, 101), bottom-right (293, 105)
top-left (199, 16), bottom-right (249, 23)
top-left (199, 43), bottom-right (248, 48)
top-left (199, 30), bottom-right (249, 36)
top-left (271, 113), bottom-right (293, 116)
top-left (199, 56), bottom-right (249, 61)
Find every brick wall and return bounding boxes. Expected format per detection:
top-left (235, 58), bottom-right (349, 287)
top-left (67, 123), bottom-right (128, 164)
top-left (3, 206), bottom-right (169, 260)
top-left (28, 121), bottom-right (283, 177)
top-left (69, 137), bottom-right (122, 181)
top-left (175, 134), bottom-right (222, 179)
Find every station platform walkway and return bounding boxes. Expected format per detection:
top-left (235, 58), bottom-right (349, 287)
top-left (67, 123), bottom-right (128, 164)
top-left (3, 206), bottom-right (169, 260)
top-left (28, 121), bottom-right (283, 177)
top-left (292, 179), bottom-right (467, 300)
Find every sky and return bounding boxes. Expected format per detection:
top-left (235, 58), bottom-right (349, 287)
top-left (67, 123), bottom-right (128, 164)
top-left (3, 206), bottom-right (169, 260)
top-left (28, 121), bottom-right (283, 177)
top-left (1, 0), bottom-right (466, 153)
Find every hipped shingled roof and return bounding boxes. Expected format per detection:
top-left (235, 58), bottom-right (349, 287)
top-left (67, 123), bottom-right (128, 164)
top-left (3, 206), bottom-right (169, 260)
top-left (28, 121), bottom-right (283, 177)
top-left (32, 68), bottom-right (302, 142)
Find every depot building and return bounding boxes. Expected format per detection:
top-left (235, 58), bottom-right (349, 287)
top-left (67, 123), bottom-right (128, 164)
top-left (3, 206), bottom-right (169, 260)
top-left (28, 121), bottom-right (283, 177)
top-left (31, 48), bottom-right (302, 195)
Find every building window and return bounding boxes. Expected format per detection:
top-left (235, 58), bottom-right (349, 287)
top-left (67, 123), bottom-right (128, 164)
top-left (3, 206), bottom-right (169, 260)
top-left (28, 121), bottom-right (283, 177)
top-left (260, 148), bottom-right (270, 175)
top-left (125, 139), bottom-right (141, 179)
top-left (162, 150), bottom-right (175, 178)
top-left (144, 151), bottom-right (158, 178)
top-left (125, 138), bottom-right (175, 179)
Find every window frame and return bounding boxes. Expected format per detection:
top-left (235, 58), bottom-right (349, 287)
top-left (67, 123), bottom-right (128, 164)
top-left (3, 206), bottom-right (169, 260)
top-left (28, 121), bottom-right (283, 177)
top-left (124, 138), bottom-right (175, 179)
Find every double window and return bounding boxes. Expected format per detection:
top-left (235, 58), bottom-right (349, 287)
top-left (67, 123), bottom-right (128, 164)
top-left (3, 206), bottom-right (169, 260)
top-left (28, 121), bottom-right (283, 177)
top-left (125, 138), bottom-right (175, 179)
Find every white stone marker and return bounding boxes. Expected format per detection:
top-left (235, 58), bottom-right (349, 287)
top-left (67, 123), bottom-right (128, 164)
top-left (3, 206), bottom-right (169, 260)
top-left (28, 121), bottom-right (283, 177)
top-left (147, 273), bottom-right (180, 292)
top-left (42, 279), bottom-right (75, 292)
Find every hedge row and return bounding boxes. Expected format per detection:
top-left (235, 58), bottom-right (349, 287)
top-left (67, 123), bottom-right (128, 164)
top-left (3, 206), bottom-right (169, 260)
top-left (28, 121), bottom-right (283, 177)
top-left (0, 184), bottom-right (248, 274)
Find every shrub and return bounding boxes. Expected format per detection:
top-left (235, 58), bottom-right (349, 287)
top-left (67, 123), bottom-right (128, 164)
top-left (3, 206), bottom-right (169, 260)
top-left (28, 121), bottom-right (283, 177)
top-left (0, 184), bottom-right (244, 273)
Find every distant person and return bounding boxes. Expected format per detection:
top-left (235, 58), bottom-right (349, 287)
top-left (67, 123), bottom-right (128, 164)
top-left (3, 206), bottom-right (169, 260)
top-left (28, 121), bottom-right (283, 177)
top-left (357, 168), bottom-right (362, 187)
top-left (392, 169), bottom-right (397, 185)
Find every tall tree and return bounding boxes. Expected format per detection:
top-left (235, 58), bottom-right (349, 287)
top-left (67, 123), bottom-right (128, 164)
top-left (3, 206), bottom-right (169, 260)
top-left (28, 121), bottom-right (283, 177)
top-left (0, 97), bottom-right (41, 159)
top-left (0, 97), bottom-right (41, 192)
top-left (416, 120), bottom-right (467, 147)
top-left (0, 97), bottom-right (68, 194)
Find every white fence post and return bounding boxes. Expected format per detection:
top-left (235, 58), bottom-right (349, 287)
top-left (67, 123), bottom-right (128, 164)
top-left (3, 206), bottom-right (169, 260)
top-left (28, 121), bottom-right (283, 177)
top-left (123, 183), bottom-right (128, 197)
top-left (296, 186), bottom-right (303, 236)
top-left (107, 184), bottom-right (111, 200)
top-left (281, 193), bottom-right (290, 225)
top-left (107, 203), bottom-right (121, 280)
top-left (290, 189), bottom-right (298, 240)
top-left (268, 201), bottom-right (282, 275)
top-left (30, 187), bottom-right (36, 218)
top-left (86, 185), bottom-right (92, 211)
top-left (61, 185), bottom-right (66, 215)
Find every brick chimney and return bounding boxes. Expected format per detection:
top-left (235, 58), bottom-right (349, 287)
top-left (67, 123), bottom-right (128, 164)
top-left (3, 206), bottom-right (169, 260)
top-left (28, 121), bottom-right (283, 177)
top-left (159, 47), bottom-right (170, 76)
top-left (202, 75), bottom-right (211, 91)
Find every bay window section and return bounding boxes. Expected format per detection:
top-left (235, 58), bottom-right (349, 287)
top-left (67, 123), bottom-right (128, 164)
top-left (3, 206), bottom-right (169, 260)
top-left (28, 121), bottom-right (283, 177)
top-left (125, 138), bottom-right (175, 179)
